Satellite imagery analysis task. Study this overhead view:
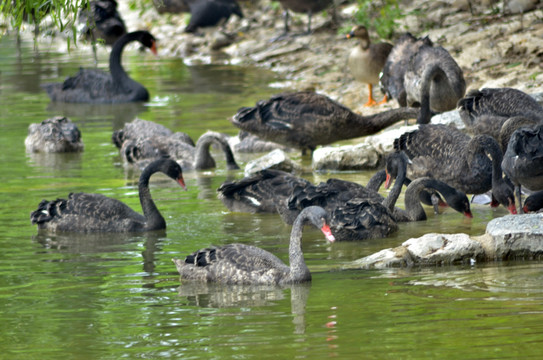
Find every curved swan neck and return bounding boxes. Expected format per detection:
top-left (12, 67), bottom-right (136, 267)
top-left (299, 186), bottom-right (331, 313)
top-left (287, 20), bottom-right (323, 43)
top-left (382, 156), bottom-right (407, 211)
top-left (288, 213), bottom-right (311, 283)
top-left (138, 164), bottom-right (165, 230)
top-left (109, 32), bottom-right (142, 85)
top-left (404, 178), bottom-right (435, 221)
top-left (194, 132), bottom-right (239, 170)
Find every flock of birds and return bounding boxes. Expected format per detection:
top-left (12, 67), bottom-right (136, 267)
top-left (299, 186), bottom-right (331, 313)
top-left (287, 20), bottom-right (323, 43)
top-left (24, 0), bottom-right (543, 286)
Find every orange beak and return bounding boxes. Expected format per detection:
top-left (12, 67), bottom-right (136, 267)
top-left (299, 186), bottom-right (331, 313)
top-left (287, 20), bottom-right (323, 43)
top-left (177, 177), bottom-right (187, 191)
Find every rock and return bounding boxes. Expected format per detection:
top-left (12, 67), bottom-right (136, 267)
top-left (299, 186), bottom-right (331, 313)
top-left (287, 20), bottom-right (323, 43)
top-left (243, 149), bottom-right (302, 175)
top-left (350, 214), bottom-right (543, 268)
top-left (483, 214), bottom-right (543, 260)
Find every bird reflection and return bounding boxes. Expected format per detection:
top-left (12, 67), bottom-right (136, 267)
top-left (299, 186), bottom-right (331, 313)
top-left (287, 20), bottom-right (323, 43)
top-left (46, 101), bottom-right (147, 130)
top-left (176, 282), bottom-right (310, 333)
top-left (26, 152), bottom-right (83, 172)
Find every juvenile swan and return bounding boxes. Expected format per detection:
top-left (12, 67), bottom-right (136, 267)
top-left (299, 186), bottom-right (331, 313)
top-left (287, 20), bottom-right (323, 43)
top-left (172, 206), bottom-right (335, 285)
top-left (30, 158), bottom-right (186, 232)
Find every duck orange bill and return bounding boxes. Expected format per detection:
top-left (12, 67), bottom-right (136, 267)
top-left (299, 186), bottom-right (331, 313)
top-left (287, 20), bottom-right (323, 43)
top-left (321, 224), bottom-right (336, 242)
top-left (177, 177), bottom-right (187, 190)
top-left (384, 171), bottom-right (392, 189)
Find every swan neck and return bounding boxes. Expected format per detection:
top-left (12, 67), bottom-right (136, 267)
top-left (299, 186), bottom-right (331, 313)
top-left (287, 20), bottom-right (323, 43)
top-left (382, 159), bottom-right (407, 211)
top-left (138, 165), bottom-right (165, 230)
top-left (404, 179), bottom-right (430, 221)
top-left (353, 108), bottom-right (420, 133)
top-left (194, 133), bottom-right (239, 170)
top-left (109, 33), bottom-right (136, 84)
top-left (288, 214), bottom-right (310, 283)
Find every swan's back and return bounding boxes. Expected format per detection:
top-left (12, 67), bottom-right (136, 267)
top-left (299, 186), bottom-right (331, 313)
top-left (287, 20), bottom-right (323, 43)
top-left (112, 118), bottom-right (193, 149)
top-left (31, 192), bottom-right (145, 233)
top-left (394, 124), bottom-right (492, 194)
top-left (173, 244), bottom-right (290, 284)
top-left (185, 0), bottom-right (243, 33)
top-left (380, 33), bottom-right (432, 106)
top-left (79, 0), bottom-right (127, 45)
top-left (120, 134), bottom-right (195, 168)
top-left (25, 116), bottom-right (84, 153)
top-left (278, 0), bottom-right (332, 13)
top-left (217, 169), bottom-right (311, 213)
top-left (231, 91), bottom-right (358, 151)
top-left (503, 124), bottom-right (543, 190)
top-left (458, 88), bottom-right (543, 127)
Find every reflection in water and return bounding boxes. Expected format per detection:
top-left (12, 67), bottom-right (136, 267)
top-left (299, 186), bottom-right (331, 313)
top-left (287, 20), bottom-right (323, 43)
top-left (46, 101), bottom-right (148, 130)
top-left (33, 230), bottom-right (165, 254)
top-left (176, 282), bottom-right (310, 333)
top-left (26, 151), bottom-right (83, 171)
top-left (408, 263), bottom-right (543, 295)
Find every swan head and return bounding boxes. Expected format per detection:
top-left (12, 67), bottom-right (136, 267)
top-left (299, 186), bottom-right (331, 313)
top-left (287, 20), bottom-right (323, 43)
top-left (446, 189), bottom-right (473, 218)
top-left (138, 31), bottom-right (158, 55)
top-left (301, 206), bottom-right (335, 242)
top-left (156, 157), bottom-right (187, 191)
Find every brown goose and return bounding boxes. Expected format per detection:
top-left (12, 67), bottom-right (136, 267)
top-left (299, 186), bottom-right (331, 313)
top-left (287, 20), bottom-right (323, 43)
top-left (394, 124), bottom-right (516, 214)
top-left (346, 25), bottom-right (393, 107)
top-left (381, 33), bottom-right (466, 124)
top-left (502, 124), bottom-right (543, 213)
top-left (172, 206), bottom-right (335, 285)
top-left (231, 91), bottom-right (419, 154)
top-left (30, 158), bottom-right (186, 233)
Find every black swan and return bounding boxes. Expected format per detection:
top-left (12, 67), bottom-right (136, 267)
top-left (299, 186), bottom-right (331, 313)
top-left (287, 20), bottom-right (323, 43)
top-left (119, 130), bottom-right (239, 170)
top-left (217, 169), bottom-right (311, 213)
top-left (112, 118), bottom-right (194, 149)
top-left (25, 116), bottom-right (84, 153)
top-left (278, 155), bottom-right (472, 241)
top-left (185, 0), bottom-right (243, 33)
top-left (380, 33), bottom-right (432, 108)
top-left (523, 190), bottom-right (543, 213)
top-left (381, 33), bottom-right (466, 124)
top-left (277, 0), bottom-right (334, 34)
top-left (42, 31), bottom-right (157, 103)
top-left (394, 124), bottom-right (516, 214)
top-left (78, 0), bottom-right (127, 46)
top-left (231, 91), bottom-right (420, 154)
top-left (172, 206), bottom-right (335, 285)
top-left (30, 157), bottom-right (186, 233)
top-left (457, 87), bottom-right (543, 149)
top-left (502, 124), bottom-right (543, 213)
top-left (346, 25), bottom-right (393, 107)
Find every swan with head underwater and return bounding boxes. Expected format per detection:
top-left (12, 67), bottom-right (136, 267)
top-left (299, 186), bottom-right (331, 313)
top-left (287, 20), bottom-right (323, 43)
top-left (172, 206), bottom-right (335, 285)
top-left (42, 30), bottom-right (157, 103)
top-left (30, 157), bottom-right (186, 232)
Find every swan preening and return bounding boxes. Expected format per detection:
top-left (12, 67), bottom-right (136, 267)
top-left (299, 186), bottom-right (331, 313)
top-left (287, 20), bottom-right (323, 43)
top-left (172, 206), bottom-right (335, 285)
top-left (25, 116), bottom-right (84, 153)
top-left (30, 158), bottom-right (186, 233)
top-left (113, 119), bottom-right (239, 170)
top-left (42, 31), bottom-right (157, 103)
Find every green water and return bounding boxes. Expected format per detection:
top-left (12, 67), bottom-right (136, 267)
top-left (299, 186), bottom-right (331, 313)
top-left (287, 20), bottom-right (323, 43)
top-left (1, 35), bottom-right (542, 359)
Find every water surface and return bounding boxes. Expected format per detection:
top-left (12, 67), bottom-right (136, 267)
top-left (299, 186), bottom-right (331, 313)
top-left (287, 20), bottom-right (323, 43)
top-left (1, 35), bottom-right (542, 359)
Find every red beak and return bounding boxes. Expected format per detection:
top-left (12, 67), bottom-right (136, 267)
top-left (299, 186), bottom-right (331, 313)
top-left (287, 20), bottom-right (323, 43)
top-left (177, 177), bottom-right (187, 191)
top-left (320, 224), bottom-right (335, 242)
top-left (508, 203), bottom-right (517, 215)
top-left (464, 211), bottom-right (473, 218)
top-left (384, 171), bottom-right (392, 189)
top-left (150, 41), bottom-right (158, 55)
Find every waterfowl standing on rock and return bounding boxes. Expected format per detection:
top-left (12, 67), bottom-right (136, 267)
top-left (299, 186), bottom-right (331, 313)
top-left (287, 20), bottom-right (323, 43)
top-left (30, 157), bottom-right (186, 233)
top-left (502, 124), bottom-right (543, 213)
top-left (394, 124), bottom-right (516, 213)
top-left (172, 206), bottom-right (335, 285)
top-left (184, 0), bottom-right (243, 33)
top-left (346, 25), bottom-right (393, 107)
top-left (25, 116), bottom-right (84, 153)
top-left (381, 33), bottom-right (466, 124)
top-left (231, 91), bottom-right (420, 154)
top-left (42, 31), bottom-right (157, 103)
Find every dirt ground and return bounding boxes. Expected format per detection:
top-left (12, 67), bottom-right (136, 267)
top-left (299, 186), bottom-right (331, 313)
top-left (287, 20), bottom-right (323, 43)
top-left (119, 0), bottom-right (543, 115)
